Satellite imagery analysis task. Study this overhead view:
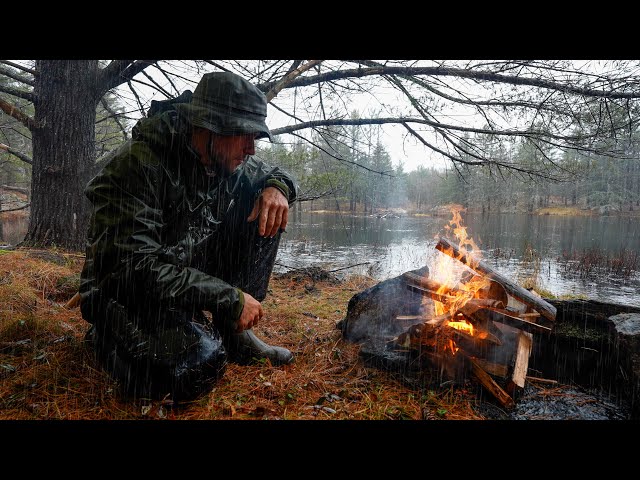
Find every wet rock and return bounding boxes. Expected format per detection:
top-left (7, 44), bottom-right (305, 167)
top-left (337, 266), bottom-right (430, 344)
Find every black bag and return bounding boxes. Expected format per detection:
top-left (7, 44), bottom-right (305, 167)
top-left (147, 90), bottom-right (193, 117)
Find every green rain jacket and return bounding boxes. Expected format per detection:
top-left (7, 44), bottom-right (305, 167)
top-left (79, 110), bottom-right (298, 327)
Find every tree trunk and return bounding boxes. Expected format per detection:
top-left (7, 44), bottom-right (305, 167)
top-left (21, 60), bottom-right (99, 251)
top-left (0, 192), bottom-right (3, 241)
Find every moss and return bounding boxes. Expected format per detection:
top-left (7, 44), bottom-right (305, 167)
top-left (554, 321), bottom-right (607, 342)
top-left (557, 293), bottom-right (588, 300)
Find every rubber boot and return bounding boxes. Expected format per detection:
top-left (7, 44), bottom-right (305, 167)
top-left (223, 328), bottom-right (294, 366)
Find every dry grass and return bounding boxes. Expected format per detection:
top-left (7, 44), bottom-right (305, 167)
top-left (0, 248), bottom-right (487, 421)
top-left (535, 206), bottom-right (594, 217)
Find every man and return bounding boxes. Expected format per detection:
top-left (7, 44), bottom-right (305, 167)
top-left (80, 71), bottom-right (298, 401)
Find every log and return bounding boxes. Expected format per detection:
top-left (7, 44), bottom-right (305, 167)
top-left (459, 298), bottom-right (506, 314)
top-left (471, 306), bottom-right (552, 335)
top-left (469, 357), bottom-right (509, 378)
top-left (403, 271), bottom-right (508, 305)
top-left (64, 292), bottom-right (81, 309)
top-left (395, 315), bottom-right (422, 321)
top-left (405, 283), bottom-right (461, 305)
top-left (447, 321), bottom-right (503, 346)
top-left (506, 330), bottom-right (533, 396)
top-left (468, 357), bottom-right (515, 409)
top-left (394, 313), bottom-right (451, 327)
top-left (402, 271), bottom-right (462, 295)
top-left (435, 236), bottom-right (557, 323)
top-left (526, 376), bottom-right (558, 385)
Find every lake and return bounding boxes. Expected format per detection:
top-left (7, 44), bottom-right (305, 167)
top-left (3, 210), bottom-right (639, 307)
top-left (276, 210), bottom-right (640, 307)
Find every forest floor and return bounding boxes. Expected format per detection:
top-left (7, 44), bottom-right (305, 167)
top-left (0, 247), bottom-right (494, 421)
top-left (2, 245), bottom-right (637, 432)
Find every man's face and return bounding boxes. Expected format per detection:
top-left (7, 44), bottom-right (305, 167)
top-left (203, 132), bottom-right (257, 176)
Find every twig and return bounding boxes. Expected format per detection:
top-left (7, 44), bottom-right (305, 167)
top-left (328, 262), bottom-right (371, 273)
top-left (0, 203), bottom-right (30, 212)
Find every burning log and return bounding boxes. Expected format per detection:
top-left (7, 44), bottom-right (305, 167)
top-left (469, 306), bottom-right (552, 335)
top-left (405, 282), bottom-right (460, 305)
top-left (435, 236), bottom-right (557, 324)
top-left (403, 271), bottom-right (508, 306)
top-left (402, 271), bottom-right (461, 294)
top-left (448, 315), bottom-right (503, 346)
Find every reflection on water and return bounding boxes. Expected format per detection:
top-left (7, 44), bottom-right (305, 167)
top-left (277, 211), bottom-right (640, 307)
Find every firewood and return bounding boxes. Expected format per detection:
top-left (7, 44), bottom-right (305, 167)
top-left (389, 320), bottom-right (445, 350)
top-left (405, 283), bottom-right (461, 305)
top-left (506, 330), bottom-right (533, 396)
top-left (469, 357), bottom-right (509, 378)
top-left (525, 376), bottom-right (558, 385)
top-left (446, 321), bottom-right (503, 346)
top-left (459, 298), bottom-right (506, 314)
top-left (402, 271), bottom-right (462, 295)
top-left (470, 306), bottom-right (552, 335)
top-left (459, 272), bottom-right (509, 305)
top-left (425, 313), bottom-right (454, 326)
top-left (435, 236), bottom-right (557, 323)
top-left (64, 292), bottom-right (81, 309)
top-left (404, 271), bottom-right (508, 306)
top-left (468, 357), bottom-right (515, 409)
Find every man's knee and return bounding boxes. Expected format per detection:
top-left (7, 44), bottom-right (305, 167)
top-left (84, 304), bottom-right (228, 401)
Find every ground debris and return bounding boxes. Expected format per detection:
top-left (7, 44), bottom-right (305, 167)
top-left (275, 266), bottom-right (341, 284)
top-left (510, 383), bottom-right (629, 420)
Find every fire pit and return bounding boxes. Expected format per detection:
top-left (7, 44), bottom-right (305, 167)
top-left (338, 235), bottom-right (556, 410)
top-left (337, 208), bottom-right (638, 418)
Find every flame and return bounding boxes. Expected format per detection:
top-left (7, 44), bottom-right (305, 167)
top-left (446, 319), bottom-right (474, 336)
top-left (426, 206), bottom-right (491, 358)
top-left (443, 318), bottom-right (474, 356)
top-left (429, 206), bottom-right (490, 319)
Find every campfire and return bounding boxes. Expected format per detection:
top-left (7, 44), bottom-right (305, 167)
top-left (340, 207), bottom-right (557, 409)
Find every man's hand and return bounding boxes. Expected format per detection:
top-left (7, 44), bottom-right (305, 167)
top-left (247, 186), bottom-right (289, 237)
top-left (236, 292), bottom-right (263, 332)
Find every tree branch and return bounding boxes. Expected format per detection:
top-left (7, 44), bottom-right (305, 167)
top-left (0, 65), bottom-right (35, 87)
top-left (265, 60), bottom-right (323, 102)
top-left (140, 69), bottom-right (172, 98)
top-left (99, 98), bottom-right (128, 141)
top-left (0, 202), bottom-right (30, 212)
top-left (0, 143), bottom-right (33, 165)
top-left (0, 84), bottom-right (35, 103)
top-left (401, 122), bottom-right (483, 166)
top-left (270, 116), bottom-right (606, 144)
top-left (0, 60), bottom-right (37, 76)
top-left (97, 60), bottom-right (156, 95)
top-left (258, 65), bottom-right (640, 99)
top-left (0, 99), bottom-right (38, 130)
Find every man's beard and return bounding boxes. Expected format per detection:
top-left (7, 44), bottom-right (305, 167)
top-left (203, 157), bottom-right (234, 178)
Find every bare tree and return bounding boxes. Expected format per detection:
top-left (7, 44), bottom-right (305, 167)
top-left (1, 59), bottom-right (640, 250)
